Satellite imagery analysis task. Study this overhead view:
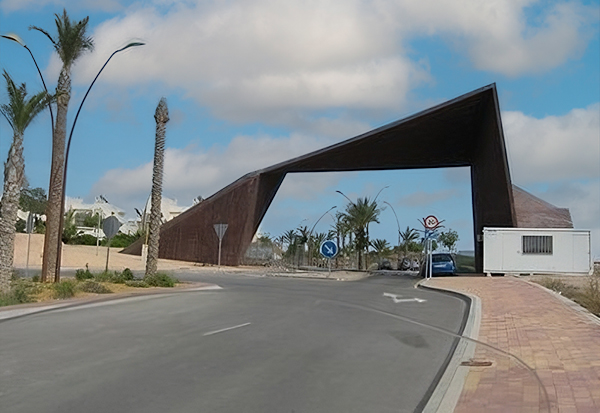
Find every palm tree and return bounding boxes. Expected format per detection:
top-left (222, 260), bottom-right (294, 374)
top-left (0, 71), bottom-right (50, 292)
top-left (370, 238), bottom-right (391, 267)
top-left (31, 9), bottom-right (94, 282)
top-left (400, 226), bottom-right (420, 255)
top-left (342, 197), bottom-right (381, 269)
top-left (145, 98), bottom-right (169, 277)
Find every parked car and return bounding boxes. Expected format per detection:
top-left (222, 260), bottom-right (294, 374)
top-left (419, 253), bottom-right (456, 277)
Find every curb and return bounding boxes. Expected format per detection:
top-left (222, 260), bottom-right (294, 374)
top-left (417, 279), bottom-right (482, 413)
top-left (0, 283), bottom-right (221, 322)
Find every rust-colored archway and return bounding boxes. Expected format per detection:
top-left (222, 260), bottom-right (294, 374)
top-left (123, 84), bottom-right (516, 272)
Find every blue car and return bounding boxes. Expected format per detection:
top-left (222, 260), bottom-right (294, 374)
top-left (420, 253), bottom-right (456, 277)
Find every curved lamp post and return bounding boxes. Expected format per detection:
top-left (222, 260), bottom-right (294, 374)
top-left (1, 33), bottom-right (55, 138)
top-left (55, 42), bottom-right (145, 281)
top-left (308, 205), bottom-right (336, 267)
top-left (383, 201), bottom-right (401, 254)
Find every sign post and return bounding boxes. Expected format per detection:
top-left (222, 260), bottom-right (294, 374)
top-left (25, 212), bottom-right (34, 277)
top-left (421, 215), bottom-right (443, 279)
top-left (213, 223), bottom-right (228, 269)
top-left (319, 240), bottom-right (338, 277)
top-left (102, 215), bottom-right (121, 272)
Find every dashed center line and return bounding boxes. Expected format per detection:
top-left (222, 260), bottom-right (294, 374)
top-left (203, 322), bottom-right (252, 336)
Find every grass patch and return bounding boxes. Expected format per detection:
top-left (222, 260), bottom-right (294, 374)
top-left (144, 273), bottom-right (178, 288)
top-left (0, 276), bottom-right (41, 307)
top-left (77, 280), bottom-right (112, 294)
top-left (52, 280), bottom-right (77, 299)
top-left (124, 280), bottom-right (149, 288)
top-left (454, 254), bottom-right (475, 273)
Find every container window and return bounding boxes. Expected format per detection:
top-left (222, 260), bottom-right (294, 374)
top-left (522, 235), bottom-right (553, 255)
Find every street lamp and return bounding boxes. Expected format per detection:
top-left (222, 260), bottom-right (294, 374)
top-left (373, 185), bottom-right (389, 202)
top-left (1, 33), bottom-right (55, 136)
top-left (54, 42), bottom-right (145, 281)
top-left (308, 206), bottom-right (337, 267)
top-left (383, 201), bottom-right (401, 255)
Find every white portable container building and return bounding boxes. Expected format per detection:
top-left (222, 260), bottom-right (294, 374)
top-left (483, 228), bottom-right (592, 275)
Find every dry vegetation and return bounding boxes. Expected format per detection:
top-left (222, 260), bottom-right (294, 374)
top-left (0, 269), bottom-right (179, 307)
top-left (531, 264), bottom-right (600, 317)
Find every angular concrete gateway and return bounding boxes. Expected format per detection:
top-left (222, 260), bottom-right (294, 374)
top-left (123, 84), bottom-right (517, 272)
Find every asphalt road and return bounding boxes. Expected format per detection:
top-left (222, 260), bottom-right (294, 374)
top-left (0, 272), bottom-right (468, 413)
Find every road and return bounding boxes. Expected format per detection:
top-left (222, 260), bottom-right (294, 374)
top-left (0, 272), bottom-right (468, 413)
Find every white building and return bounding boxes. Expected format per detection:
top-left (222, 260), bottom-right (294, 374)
top-left (483, 227), bottom-right (592, 276)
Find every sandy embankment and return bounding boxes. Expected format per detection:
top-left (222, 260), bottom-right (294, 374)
top-left (12, 233), bottom-right (208, 273)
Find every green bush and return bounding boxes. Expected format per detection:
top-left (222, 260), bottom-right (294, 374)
top-left (125, 279), bottom-right (149, 288)
top-left (70, 234), bottom-right (98, 246)
top-left (53, 280), bottom-right (77, 299)
top-left (78, 281), bottom-right (112, 294)
top-left (94, 271), bottom-right (115, 283)
top-left (75, 267), bottom-right (94, 281)
top-left (121, 268), bottom-right (134, 281)
top-left (0, 278), bottom-right (40, 306)
top-left (101, 232), bottom-right (141, 248)
top-left (144, 273), bottom-right (177, 288)
top-left (31, 275), bottom-right (40, 283)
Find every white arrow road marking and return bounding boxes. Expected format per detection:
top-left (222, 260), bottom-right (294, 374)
top-left (203, 322), bottom-right (251, 336)
top-left (383, 292), bottom-right (427, 304)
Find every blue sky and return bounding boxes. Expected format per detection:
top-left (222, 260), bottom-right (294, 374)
top-left (1, 0), bottom-right (599, 257)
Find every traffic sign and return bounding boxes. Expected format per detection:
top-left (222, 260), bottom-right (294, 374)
top-left (102, 216), bottom-right (121, 239)
top-left (213, 223), bottom-right (228, 241)
top-left (319, 240), bottom-right (338, 258)
top-left (424, 215), bottom-right (439, 229)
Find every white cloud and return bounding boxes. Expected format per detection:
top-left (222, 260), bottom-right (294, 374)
top-left (1, 0), bottom-right (125, 13)
top-left (504, 103), bottom-right (600, 185)
top-left (90, 129), bottom-right (355, 214)
top-left (529, 181), bottom-right (600, 258)
top-left (398, 188), bottom-right (460, 207)
top-left (59, 0), bottom-right (595, 126)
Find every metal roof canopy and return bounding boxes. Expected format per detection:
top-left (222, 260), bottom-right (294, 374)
top-left (123, 84), bottom-right (516, 272)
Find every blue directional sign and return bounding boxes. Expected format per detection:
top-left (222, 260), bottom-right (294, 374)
top-left (319, 240), bottom-right (338, 258)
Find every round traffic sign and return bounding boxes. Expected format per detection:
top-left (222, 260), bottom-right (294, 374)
top-left (102, 216), bottom-right (122, 239)
top-left (319, 240), bottom-right (338, 258)
top-left (424, 215), bottom-right (439, 229)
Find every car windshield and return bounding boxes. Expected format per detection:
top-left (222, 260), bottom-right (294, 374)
top-left (432, 254), bottom-right (453, 263)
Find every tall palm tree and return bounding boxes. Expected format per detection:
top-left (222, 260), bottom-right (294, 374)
top-left (31, 9), bottom-right (94, 282)
top-left (145, 98), bottom-right (169, 277)
top-left (0, 71), bottom-right (50, 292)
top-left (342, 197), bottom-right (380, 269)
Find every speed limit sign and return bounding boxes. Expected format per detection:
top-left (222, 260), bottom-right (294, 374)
top-left (424, 215), bottom-right (439, 229)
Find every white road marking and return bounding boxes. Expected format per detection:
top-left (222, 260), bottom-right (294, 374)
top-left (383, 292), bottom-right (427, 304)
top-left (203, 322), bottom-right (251, 336)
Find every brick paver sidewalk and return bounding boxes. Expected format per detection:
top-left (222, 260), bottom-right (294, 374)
top-left (426, 276), bottom-right (600, 413)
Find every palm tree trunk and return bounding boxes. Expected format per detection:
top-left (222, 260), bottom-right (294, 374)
top-left (0, 132), bottom-right (25, 292)
top-left (145, 98), bottom-right (169, 277)
top-left (41, 67), bottom-right (70, 283)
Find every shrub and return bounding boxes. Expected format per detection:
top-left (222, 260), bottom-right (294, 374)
top-left (94, 271), bottom-right (115, 283)
top-left (53, 280), bottom-right (77, 299)
top-left (0, 278), bottom-right (40, 306)
top-left (31, 275), bottom-right (40, 283)
top-left (579, 273), bottom-right (600, 317)
top-left (121, 268), bottom-right (134, 281)
top-left (75, 267), bottom-right (94, 281)
top-left (125, 280), bottom-right (149, 288)
top-left (78, 281), bottom-right (112, 294)
top-left (144, 273), bottom-right (177, 288)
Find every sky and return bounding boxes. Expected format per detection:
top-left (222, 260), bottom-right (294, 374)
top-left (1, 0), bottom-right (599, 258)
